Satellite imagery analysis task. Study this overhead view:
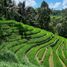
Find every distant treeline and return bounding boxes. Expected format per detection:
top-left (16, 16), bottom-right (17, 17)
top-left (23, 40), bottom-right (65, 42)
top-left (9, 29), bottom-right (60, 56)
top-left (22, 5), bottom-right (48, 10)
top-left (0, 0), bottom-right (67, 38)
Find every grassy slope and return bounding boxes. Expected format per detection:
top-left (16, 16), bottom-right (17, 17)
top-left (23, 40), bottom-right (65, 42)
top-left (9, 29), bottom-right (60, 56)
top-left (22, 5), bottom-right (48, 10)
top-left (0, 20), bottom-right (67, 67)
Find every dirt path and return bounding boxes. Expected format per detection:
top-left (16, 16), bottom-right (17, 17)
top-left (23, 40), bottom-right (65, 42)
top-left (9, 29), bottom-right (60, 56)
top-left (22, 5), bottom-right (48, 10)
top-left (62, 50), bottom-right (66, 59)
top-left (56, 44), bottom-right (66, 67)
top-left (35, 48), bottom-right (48, 64)
top-left (49, 49), bottom-right (54, 67)
top-left (35, 48), bottom-right (41, 64)
top-left (24, 55), bottom-right (30, 63)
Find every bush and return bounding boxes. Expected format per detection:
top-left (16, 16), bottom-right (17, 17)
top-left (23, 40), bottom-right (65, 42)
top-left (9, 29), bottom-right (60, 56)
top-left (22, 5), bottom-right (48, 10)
top-left (0, 50), bottom-right (18, 63)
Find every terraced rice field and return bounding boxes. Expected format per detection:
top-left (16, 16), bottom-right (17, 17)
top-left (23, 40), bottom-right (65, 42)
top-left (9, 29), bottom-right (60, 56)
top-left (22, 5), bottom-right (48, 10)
top-left (0, 20), bottom-right (67, 67)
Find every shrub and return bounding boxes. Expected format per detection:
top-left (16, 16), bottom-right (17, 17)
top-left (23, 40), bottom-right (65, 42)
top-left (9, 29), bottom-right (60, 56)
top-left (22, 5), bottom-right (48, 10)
top-left (0, 50), bottom-right (18, 63)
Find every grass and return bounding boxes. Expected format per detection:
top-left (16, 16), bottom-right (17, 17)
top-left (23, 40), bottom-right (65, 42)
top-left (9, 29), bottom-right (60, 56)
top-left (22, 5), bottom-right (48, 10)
top-left (37, 47), bottom-right (46, 60)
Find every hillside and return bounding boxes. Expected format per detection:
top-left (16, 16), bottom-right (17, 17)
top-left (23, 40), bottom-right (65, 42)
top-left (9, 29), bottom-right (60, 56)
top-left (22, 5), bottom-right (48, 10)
top-left (0, 20), bottom-right (67, 67)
